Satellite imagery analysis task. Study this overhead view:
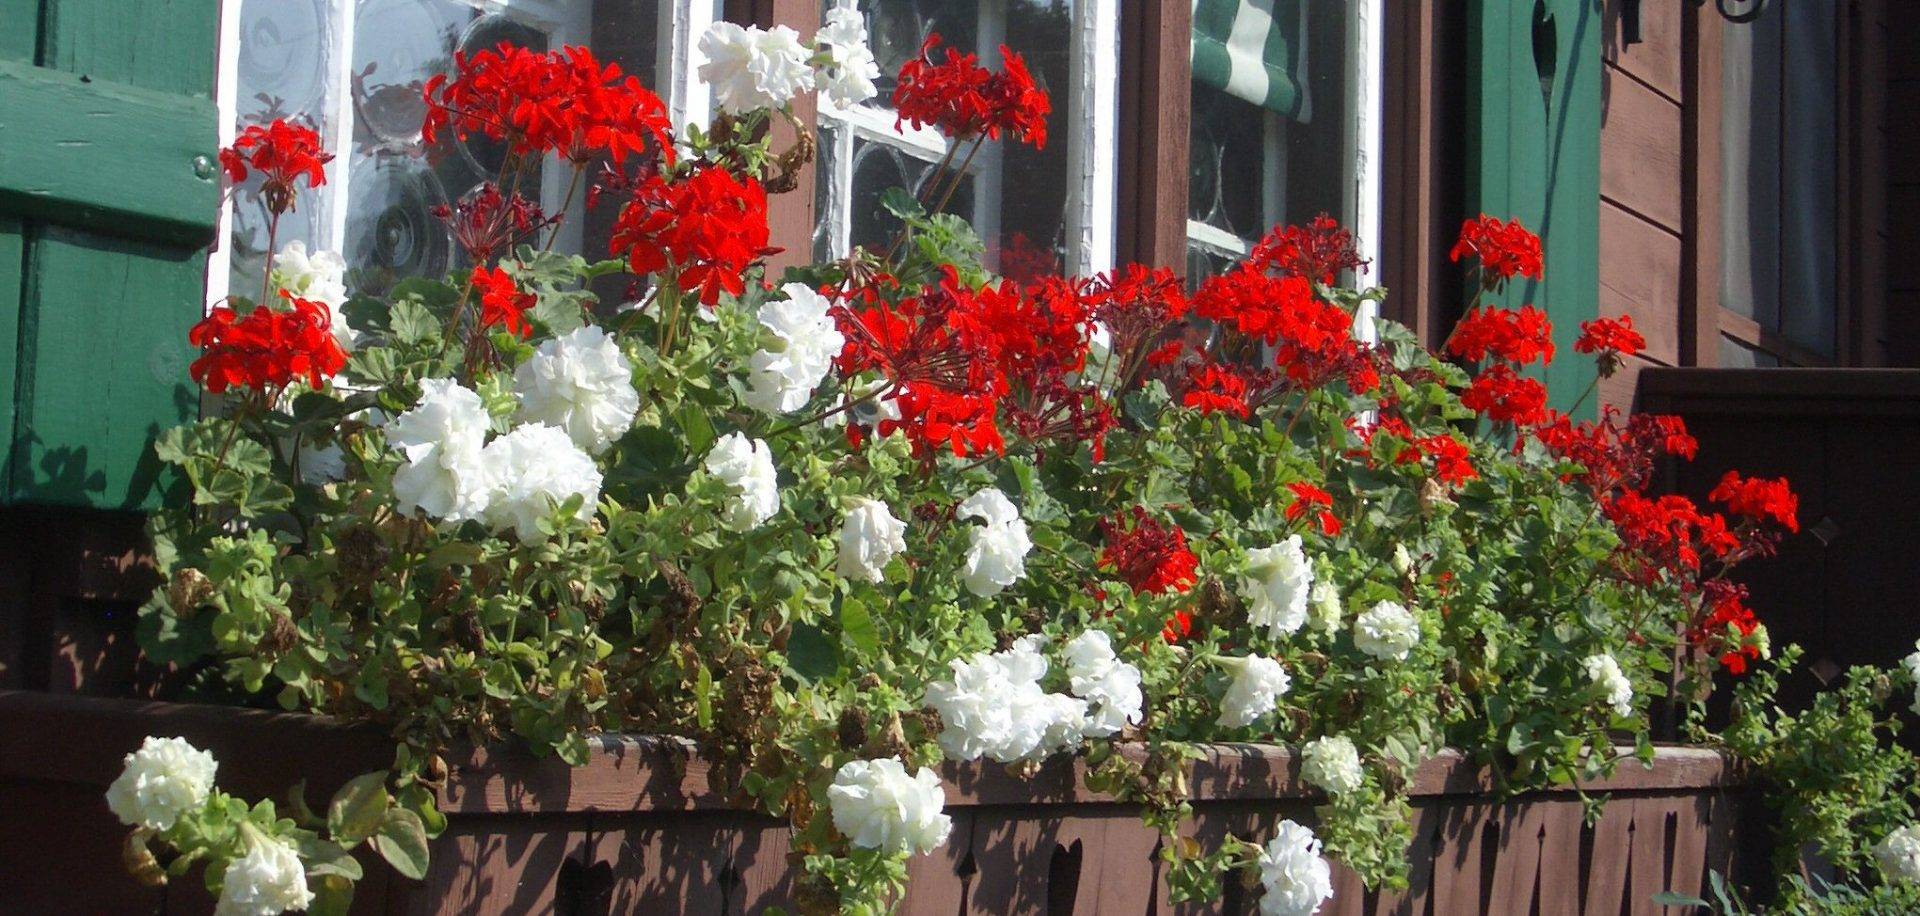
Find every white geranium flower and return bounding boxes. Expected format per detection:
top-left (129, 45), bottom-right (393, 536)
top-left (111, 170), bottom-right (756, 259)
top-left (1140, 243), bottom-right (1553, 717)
top-left (105, 736), bottom-right (218, 832)
top-left (1258, 820), bottom-right (1335, 916)
top-left (827, 758), bottom-right (952, 856)
top-left (813, 2), bottom-right (881, 108)
top-left (1241, 536), bottom-right (1313, 639)
top-left (1353, 600), bottom-right (1420, 662)
top-left (1062, 630), bottom-right (1144, 738)
top-left (513, 325), bottom-right (640, 455)
top-left (1876, 824), bottom-right (1920, 884)
top-left (956, 488), bottom-right (1031, 597)
top-left (479, 424), bottom-right (602, 544)
top-left (1218, 655), bottom-right (1291, 729)
top-left (1300, 736), bottom-right (1364, 796)
top-left (1308, 579), bottom-right (1343, 636)
top-left (703, 432), bottom-right (780, 530)
top-left (837, 497), bottom-right (907, 583)
top-left (924, 636), bottom-right (1087, 763)
top-left (1582, 653), bottom-right (1635, 719)
top-left (215, 828), bottom-right (313, 916)
top-left (273, 240), bottom-right (355, 351)
top-left (744, 283), bottom-right (844, 415)
top-left (1902, 640), bottom-right (1920, 716)
top-left (699, 22), bottom-right (815, 113)
top-left (388, 379), bottom-right (494, 524)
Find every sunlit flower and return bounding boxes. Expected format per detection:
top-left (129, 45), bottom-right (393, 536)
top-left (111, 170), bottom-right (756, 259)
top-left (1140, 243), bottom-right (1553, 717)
top-left (1300, 735), bottom-right (1363, 796)
top-left (699, 22), bottom-right (815, 113)
top-left (272, 241), bottom-right (355, 351)
top-left (215, 828), bottom-right (313, 916)
top-left (1218, 655), bottom-right (1291, 729)
top-left (1876, 824), bottom-right (1920, 884)
top-left (837, 497), bottom-right (908, 583)
top-left (1582, 653), bottom-right (1634, 719)
top-left (814, 3), bottom-right (881, 108)
top-left (480, 424), bottom-right (602, 544)
top-left (1354, 600), bottom-right (1420, 662)
top-left (1240, 536), bottom-right (1313, 640)
top-left (1062, 630), bottom-right (1143, 737)
top-left (745, 283), bottom-right (845, 414)
top-left (514, 325), bottom-right (640, 454)
top-left (389, 379), bottom-right (494, 524)
top-left (956, 488), bottom-right (1031, 597)
top-left (703, 432), bottom-right (780, 530)
top-left (1258, 820), bottom-right (1334, 916)
top-left (924, 637), bottom-right (1085, 763)
top-left (827, 758), bottom-right (951, 855)
top-left (105, 736), bottom-right (217, 832)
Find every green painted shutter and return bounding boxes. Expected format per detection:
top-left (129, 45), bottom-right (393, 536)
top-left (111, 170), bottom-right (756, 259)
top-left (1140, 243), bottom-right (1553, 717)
top-left (0, 0), bottom-right (219, 509)
top-left (1467, 0), bottom-right (1601, 417)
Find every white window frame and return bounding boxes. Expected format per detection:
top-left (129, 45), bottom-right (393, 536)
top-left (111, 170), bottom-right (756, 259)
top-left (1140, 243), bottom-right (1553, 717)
top-left (207, 0), bottom-right (713, 310)
top-left (813, 0), bottom-right (1119, 277)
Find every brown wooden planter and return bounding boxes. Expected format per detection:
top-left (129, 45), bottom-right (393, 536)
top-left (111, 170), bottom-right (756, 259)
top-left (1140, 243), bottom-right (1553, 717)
top-left (0, 690), bottom-right (1763, 914)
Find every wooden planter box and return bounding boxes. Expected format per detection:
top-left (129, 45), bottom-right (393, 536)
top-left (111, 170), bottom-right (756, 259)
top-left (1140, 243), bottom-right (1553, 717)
top-left (0, 690), bottom-right (1764, 915)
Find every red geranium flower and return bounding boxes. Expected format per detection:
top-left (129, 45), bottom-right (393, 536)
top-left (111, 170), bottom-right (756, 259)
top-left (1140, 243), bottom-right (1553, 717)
top-left (1161, 609), bottom-right (1195, 644)
top-left (1574, 316), bottom-right (1647, 377)
top-left (1181, 361), bottom-right (1251, 419)
top-left (609, 165), bottom-right (772, 305)
top-left (1249, 213), bottom-right (1368, 285)
top-left (1284, 482), bottom-right (1340, 536)
top-left (1449, 215), bottom-right (1544, 285)
top-left (1099, 507), bottom-right (1198, 596)
top-left (1446, 305), bottom-right (1555, 366)
top-left (1709, 471), bottom-right (1800, 534)
top-left (423, 43), bottom-right (673, 166)
top-left (1692, 581), bottom-right (1764, 674)
top-left (892, 35), bottom-right (1051, 148)
top-left (189, 292), bottom-right (347, 393)
top-left (1418, 433), bottom-right (1478, 485)
top-left (220, 119), bottom-right (333, 215)
top-left (1461, 364), bottom-right (1549, 426)
top-left (434, 184), bottom-right (552, 264)
top-left (470, 265), bottom-right (535, 338)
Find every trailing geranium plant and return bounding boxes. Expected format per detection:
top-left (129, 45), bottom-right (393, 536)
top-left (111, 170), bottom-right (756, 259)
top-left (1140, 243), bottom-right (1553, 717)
top-left (112, 8), bottom-right (1918, 914)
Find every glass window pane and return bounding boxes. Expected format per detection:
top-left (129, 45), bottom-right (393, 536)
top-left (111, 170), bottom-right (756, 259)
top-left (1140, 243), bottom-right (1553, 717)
top-left (227, 0), bottom-right (336, 300)
top-left (1185, 0), bottom-right (1358, 281)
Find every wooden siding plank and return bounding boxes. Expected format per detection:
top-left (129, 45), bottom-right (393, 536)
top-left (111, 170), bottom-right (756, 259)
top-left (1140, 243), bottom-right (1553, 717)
top-left (1116, 0), bottom-right (1190, 269)
top-left (1605, 0), bottom-right (1683, 102)
top-left (1372, 801), bottom-right (1440, 915)
top-left (901, 807), bottom-right (977, 916)
top-left (1429, 802), bottom-right (1493, 916)
top-left (1599, 201), bottom-right (1682, 365)
top-left (592, 811), bottom-right (738, 913)
top-left (1599, 66), bottom-right (1685, 233)
top-left (1584, 794), bottom-right (1635, 915)
top-left (1487, 801), bottom-right (1547, 914)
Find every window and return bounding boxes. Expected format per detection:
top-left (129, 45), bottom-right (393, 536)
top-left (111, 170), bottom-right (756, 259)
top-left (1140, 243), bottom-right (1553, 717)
top-left (810, 0), bottom-right (1119, 279)
top-left (210, 0), bottom-right (717, 303)
top-left (1186, 0), bottom-right (1384, 292)
top-left (1718, 0), bottom-right (1840, 365)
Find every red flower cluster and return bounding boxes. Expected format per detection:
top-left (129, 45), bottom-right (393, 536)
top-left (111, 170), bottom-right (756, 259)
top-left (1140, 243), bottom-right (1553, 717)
top-left (1285, 482), bottom-right (1340, 536)
top-left (470, 266), bottom-right (535, 338)
top-left (1249, 213), bottom-right (1367, 285)
top-left (1098, 508), bottom-right (1199, 596)
top-left (1603, 490), bottom-right (1741, 584)
top-left (892, 36), bottom-right (1051, 148)
top-left (422, 43), bottom-right (672, 166)
top-left (1450, 215), bottom-right (1544, 285)
top-left (434, 184), bottom-right (552, 264)
top-left (1574, 316), bottom-right (1645, 361)
top-left (609, 165), bottom-right (772, 305)
top-left (1693, 581), bottom-right (1764, 674)
top-left (189, 292), bottom-right (347, 394)
top-left (1445, 305), bottom-right (1555, 365)
top-left (1356, 417), bottom-right (1479, 486)
top-left (1181, 362), bottom-right (1251, 419)
top-left (220, 119), bottom-right (333, 214)
top-left (1709, 471), bottom-right (1799, 534)
top-left (1533, 407), bottom-right (1697, 494)
top-left (1461, 364), bottom-right (1549, 426)
top-left (1161, 609), bottom-right (1195, 644)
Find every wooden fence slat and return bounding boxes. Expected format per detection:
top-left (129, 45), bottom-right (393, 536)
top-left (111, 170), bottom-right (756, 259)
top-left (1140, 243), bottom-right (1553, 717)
top-left (1430, 802), bottom-right (1493, 916)
top-left (1626, 797), bottom-right (1676, 916)
top-left (902, 807), bottom-right (978, 916)
top-left (591, 811), bottom-right (738, 913)
top-left (1487, 801), bottom-right (1548, 914)
top-left (1533, 800), bottom-right (1586, 916)
top-left (407, 817), bottom-right (589, 916)
top-left (1583, 796), bottom-right (1635, 915)
top-left (1371, 801), bottom-right (1441, 916)
top-left (1663, 793), bottom-right (1714, 907)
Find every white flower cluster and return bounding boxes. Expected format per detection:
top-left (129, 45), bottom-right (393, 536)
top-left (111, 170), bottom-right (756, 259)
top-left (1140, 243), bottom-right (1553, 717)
top-left (1218, 655), bottom-right (1291, 729)
top-left (837, 497), bottom-right (907, 582)
top-left (1062, 630), bottom-right (1144, 737)
top-left (924, 633), bottom-right (1141, 762)
top-left (1258, 819), bottom-right (1335, 916)
top-left (704, 432), bottom-right (781, 530)
top-left (515, 326), bottom-right (641, 455)
top-left (1308, 579), bottom-right (1343, 635)
top-left (1902, 640), bottom-right (1920, 716)
top-left (216, 830), bottom-right (314, 916)
top-left (105, 735), bottom-right (218, 832)
top-left (1241, 536), bottom-right (1314, 639)
top-left (699, 2), bottom-right (879, 114)
top-left (957, 488), bottom-right (1031, 597)
top-left (826, 757), bottom-right (951, 856)
top-left (1876, 824), bottom-right (1920, 885)
top-left (1299, 735), bottom-right (1364, 796)
top-left (389, 377), bottom-right (606, 545)
top-left (744, 284), bottom-right (845, 415)
top-left (1353, 600), bottom-right (1420, 662)
top-left (273, 241), bottom-right (356, 352)
top-left (1582, 653), bottom-right (1635, 719)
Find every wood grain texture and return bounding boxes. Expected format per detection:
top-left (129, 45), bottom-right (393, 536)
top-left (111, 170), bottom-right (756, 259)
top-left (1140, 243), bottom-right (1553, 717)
top-left (1599, 201), bottom-right (1682, 366)
top-left (1680, 0), bottom-right (1723, 368)
top-left (1116, 0), bottom-right (1189, 270)
top-left (1599, 65), bottom-right (1684, 233)
top-left (40, 0), bottom-right (216, 95)
top-left (1604, 0), bottom-right (1682, 103)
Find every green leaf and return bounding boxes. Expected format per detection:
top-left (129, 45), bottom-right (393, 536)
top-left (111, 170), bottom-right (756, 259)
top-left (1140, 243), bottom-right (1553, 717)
top-left (389, 299), bottom-right (442, 345)
top-left (327, 771), bottom-right (391, 846)
top-left (840, 597), bottom-right (880, 658)
top-left (373, 808), bottom-right (432, 881)
top-left (695, 664), bottom-right (715, 731)
top-left (1649, 892), bottom-right (1709, 908)
top-left (309, 874), bottom-right (356, 916)
top-left (879, 187), bottom-right (926, 220)
top-left (785, 621), bottom-right (840, 683)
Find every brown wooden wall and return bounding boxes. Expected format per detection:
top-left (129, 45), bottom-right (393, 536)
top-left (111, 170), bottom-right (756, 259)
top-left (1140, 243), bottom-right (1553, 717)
top-left (1887, 3), bottom-right (1920, 365)
top-left (0, 690), bottom-right (1764, 916)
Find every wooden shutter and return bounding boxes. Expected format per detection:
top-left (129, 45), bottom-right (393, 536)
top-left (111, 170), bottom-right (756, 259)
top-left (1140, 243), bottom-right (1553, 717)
top-left (1466, 0), bottom-right (1600, 416)
top-left (0, 0), bottom-right (219, 509)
